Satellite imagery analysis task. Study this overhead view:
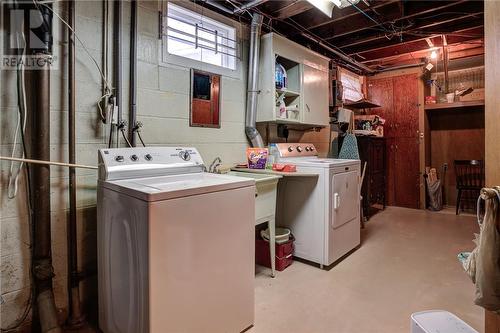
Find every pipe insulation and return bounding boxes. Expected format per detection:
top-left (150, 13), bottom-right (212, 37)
top-left (245, 13), bottom-right (265, 147)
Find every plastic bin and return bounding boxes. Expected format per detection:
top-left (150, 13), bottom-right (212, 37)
top-left (411, 310), bottom-right (478, 333)
top-left (255, 235), bottom-right (294, 271)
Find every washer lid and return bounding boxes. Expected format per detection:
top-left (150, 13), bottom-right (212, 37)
top-left (100, 172), bottom-right (255, 202)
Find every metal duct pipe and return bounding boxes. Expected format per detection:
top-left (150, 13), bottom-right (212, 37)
top-left (129, 0), bottom-right (138, 146)
top-left (66, 0), bottom-right (85, 327)
top-left (245, 13), bottom-right (264, 147)
top-left (204, 0), bottom-right (267, 14)
top-left (30, 4), bottom-right (61, 331)
top-left (301, 33), bottom-right (375, 74)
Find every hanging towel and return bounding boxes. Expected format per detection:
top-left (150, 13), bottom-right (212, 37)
top-left (463, 187), bottom-right (500, 314)
top-left (338, 111), bottom-right (360, 160)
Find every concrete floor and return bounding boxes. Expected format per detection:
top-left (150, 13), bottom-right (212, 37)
top-left (252, 207), bottom-right (483, 333)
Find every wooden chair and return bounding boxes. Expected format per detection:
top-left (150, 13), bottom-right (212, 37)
top-left (454, 160), bottom-right (484, 215)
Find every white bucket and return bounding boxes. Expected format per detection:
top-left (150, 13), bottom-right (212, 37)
top-left (260, 227), bottom-right (291, 244)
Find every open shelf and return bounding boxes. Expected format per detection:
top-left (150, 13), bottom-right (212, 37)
top-left (276, 88), bottom-right (300, 97)
top-left (424, 100), bottom-right (484, 111)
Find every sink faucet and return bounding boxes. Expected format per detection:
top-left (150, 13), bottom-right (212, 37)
top-left (208, 157), bottom-right (222, 174)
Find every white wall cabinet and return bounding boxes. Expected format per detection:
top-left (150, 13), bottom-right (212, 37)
top-left (302, 64), bottom-right (330, 126)
top-left (256, 33), bottom-right (330, 127)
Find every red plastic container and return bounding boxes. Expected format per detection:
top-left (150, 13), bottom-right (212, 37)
top-left (255, 235), bottom-right (294, 271)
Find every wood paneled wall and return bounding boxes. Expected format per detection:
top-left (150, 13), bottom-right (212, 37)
top-left (428, 108), bottom-right (485, 206)
top-left (485, 1), bottom-right (500, 332)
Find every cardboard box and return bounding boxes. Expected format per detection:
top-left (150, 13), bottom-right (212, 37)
top-left (459, 88), bottom-right (485, 102)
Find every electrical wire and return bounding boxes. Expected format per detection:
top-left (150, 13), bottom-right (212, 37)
top-left (137, 131), bottom-right (146, 147)
top-left (1, 6), bottom-right (34, 330)
top-left (34, 0), bottom-right (113, 123)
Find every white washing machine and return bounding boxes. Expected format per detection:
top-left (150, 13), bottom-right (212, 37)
top-left (274, 143), bottom-right (360, 267)
top-left (97, 147), bottom-right (255, 333)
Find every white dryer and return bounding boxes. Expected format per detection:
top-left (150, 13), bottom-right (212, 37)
top-left (274, 143), bottom-right (360, 267)
top-left (97, 147), bottom-right (255, 333)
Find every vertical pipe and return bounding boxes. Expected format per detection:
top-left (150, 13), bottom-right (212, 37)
top-left (67, 0), bottom-right (85, 327)
top-left (129, 0), bottom-right (137, 146)
top-left (442, 35), bottom-right (449, 93)
top-left (30, 5), bottom-right (61, 331)
top-left (245, 13), bottom-right (264, 147)
top-left (114, 0), bottom-right (122, 146)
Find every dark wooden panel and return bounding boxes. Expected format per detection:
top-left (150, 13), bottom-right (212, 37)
top-left (394, 136), bottom-right (420, 208)
top-left (393, 74), bottom-right (419, 138)
top-left (367, 77), bottom-right (395, 137)
top-left (386, 137), bottom-right (397, 206)
top-left (428, 108), bottom-right (485, 206)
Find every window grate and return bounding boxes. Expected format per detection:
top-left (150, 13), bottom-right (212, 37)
top-left (163, 3), bottom-right (240, 70)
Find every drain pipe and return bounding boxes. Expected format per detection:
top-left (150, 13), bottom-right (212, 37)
top-left (245, 13), bottom-right (264, 147)
top-left (30, 4), bottom-right (62, 333)
top-left (128, 0), bottom-right (138, 146)
top-left (66, 0), bottom-right (85, 328)
top-left (113, 0), bottom-right (122, 146)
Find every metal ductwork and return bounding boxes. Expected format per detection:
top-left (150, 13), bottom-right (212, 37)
top-left (245, 13), bottom-right (264, 148)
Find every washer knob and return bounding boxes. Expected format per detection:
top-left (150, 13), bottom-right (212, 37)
top-left (130, 154), bottom-right (138, 161)
top-left (287, 146), bottom-right (294, 152)
top-left (305, 147), bottom-right (310, 152)
top-left (296, 146), bottom-right (303, 152)
top-left (144, 154), bottom-right (153, 161)
top-left (179, 150), bottom-right (191, 161)
top-left (115, 155), bottom-right (124, 162)
top-left (309, 146), bottom-right (315, 151)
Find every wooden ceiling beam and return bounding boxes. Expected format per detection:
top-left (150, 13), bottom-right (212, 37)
top-left (322, 1), bottom-right (476, 43)
top-left (294, 0), bottom-right (399, 31)
top-left (274, 1), bottom-right (314, 19)
top-left (335, 12), bottom-right (483, 54)
top-left (360, 37), bottom-right (483, 65)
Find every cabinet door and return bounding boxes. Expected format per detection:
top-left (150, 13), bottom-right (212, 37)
top-left (393, 74), bottom-right (419, 138)
top-left (367, 77), bottom-right (395, 138)
top-left (302, 64), bottom-right (329, 126)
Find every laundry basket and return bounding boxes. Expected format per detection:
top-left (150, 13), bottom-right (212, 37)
top-left (411, 310), bottom-right (478, 333)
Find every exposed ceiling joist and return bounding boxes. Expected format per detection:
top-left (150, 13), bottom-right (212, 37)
top-left (274, 1), bottom-right (314, 19)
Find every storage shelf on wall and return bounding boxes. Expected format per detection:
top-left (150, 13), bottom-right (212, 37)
top-left (424, 100), bottom-right (485, 111)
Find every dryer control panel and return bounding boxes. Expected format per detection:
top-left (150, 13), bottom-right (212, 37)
top-left (275, 143), bottom-right (318, 158)
top-left (98, 147), bottom-right (205, 181)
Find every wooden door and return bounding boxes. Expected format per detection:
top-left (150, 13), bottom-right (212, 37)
top-left (394, 137), bottom-right (420, 208)
top-left (393, 74), bottom-right (419, 138)
top-left (367, 77), bottom-right (395, 137)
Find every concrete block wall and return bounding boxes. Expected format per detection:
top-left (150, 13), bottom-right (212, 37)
top-left (0, 0), bottom-right (330, 328)
top-left (0, 0), bottom-right (250, 328)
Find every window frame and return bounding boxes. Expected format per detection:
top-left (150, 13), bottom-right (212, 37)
top-left (161, 1), bottom-right (243, 79)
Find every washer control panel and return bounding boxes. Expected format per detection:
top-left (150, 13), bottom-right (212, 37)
top-left (98, 147), bottom-right (205, 181)
top-left (275, 143), bottom-right (318, 158)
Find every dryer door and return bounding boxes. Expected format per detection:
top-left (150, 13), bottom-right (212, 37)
top-left (331, 170), bottom-right (359, 228)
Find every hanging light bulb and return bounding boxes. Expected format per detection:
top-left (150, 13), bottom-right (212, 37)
top-left (430, 50), bottom-right (437, 59)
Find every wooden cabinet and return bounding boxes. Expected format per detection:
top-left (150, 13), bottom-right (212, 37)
top-left (358, 136), bottom-right (387, 219)
top-left (302, 64), bottom-right (329, 126)
top-left (256, 33), bottom-right (330, 127)
top-left (368, 74), bottom-right (420, 209)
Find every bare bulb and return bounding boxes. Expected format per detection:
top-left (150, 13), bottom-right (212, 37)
top-left (430, 51), bottom-right (437, 59)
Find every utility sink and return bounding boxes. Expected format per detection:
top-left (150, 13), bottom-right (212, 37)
top-left (226, 171), bottom-right (281, 225)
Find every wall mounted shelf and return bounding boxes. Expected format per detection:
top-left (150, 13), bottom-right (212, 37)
top-left (424, 100), bottom-right (485, 111)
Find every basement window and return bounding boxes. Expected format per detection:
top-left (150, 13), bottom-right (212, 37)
top-left (164, 3), bottom-right (237, 70)
top-left (339, 67), bottom-right (364, 102)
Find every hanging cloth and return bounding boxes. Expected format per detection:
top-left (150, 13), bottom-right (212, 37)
top-left (339, 111), bottom-right (360, 160)
top-left (463, 186), bottom-right (500, 313)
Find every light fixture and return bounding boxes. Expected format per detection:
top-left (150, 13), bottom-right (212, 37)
top-left (306, 0), bottom-right (361, 17)
top-left (430, 50), bottom-right (437, 59)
